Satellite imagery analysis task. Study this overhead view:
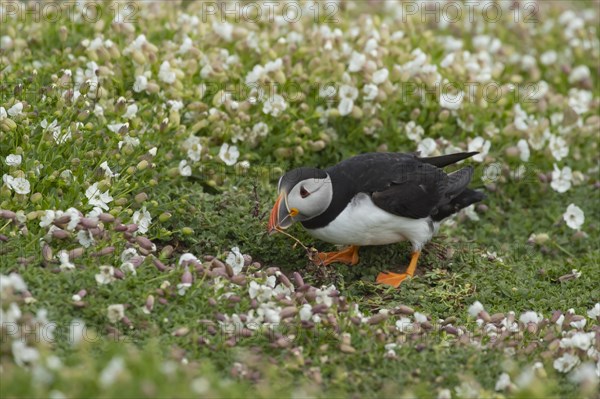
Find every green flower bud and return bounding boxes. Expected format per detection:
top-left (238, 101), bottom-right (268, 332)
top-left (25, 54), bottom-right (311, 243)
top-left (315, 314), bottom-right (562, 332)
top-left (181, 227), bottom-right (194, 235)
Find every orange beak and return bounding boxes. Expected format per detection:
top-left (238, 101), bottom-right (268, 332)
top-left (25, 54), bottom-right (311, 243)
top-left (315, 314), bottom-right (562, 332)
top-left (268, 192), bottom-right (295, 234)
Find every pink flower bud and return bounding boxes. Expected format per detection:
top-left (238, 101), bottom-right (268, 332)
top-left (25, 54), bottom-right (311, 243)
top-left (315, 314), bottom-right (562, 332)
top-left (99, 213), bottom-right (115, 223)
top-left (181, 269), bottom-right (193, 285)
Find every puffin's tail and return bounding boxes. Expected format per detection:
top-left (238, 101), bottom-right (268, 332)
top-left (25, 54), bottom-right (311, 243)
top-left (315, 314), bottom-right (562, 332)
top-left (419, 152), bottom-right (479, 168)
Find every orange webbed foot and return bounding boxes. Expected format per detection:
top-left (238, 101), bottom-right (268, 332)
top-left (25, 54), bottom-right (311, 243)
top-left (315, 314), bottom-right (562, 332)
top-left (313, 245), bottom-right (360, 266)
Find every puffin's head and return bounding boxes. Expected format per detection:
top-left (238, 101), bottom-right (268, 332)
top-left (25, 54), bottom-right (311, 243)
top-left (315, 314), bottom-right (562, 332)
top-left (268, 167), bottom-right (333, 234)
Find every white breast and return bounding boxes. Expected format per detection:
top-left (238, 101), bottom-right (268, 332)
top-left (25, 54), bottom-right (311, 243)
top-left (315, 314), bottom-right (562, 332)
top-left (306, 193), bottom-right (437, 249)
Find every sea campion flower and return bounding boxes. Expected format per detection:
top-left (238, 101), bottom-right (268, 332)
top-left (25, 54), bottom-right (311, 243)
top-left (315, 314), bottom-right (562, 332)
top-left (467, 137), bottom-right (491, 162)
top-left (550, 164), bottom-right (572, 193)
top-left (85, 183), bottom-right (113, 210)
top-left (95, 266), bottom-right (116, 285)
top-left (133, 75), bottom-right (148, 92)
top-left (348, 51), bottom-right (366, 72)
top-left (5, 176), bottom-right (31, 194)
top-left (158, 61), bottom-right (176, 84)
top-left (338, 85), bottom-right (358, 116)
top-left (225, 247), bottom-right (244, 275)
top-left (5, 154), bottom-right (22, 166)
top-left (563, 204), bottom-right (584, 230)
top-left (107, 304), bottom-right (125, 324)
top-left (7, 102), bottom-right (23, 117)
top-left (417, 138), bottom-right (437, 157)
top-left (262, 94), bottom-right (287, 117)
top-left (554, 353), bottom-right (580, 373)
top-left (179, 160), bottom-right (192, 176)
top-left (517, 139), bottom-right (530, 162)
top-left (439, 91), bottom-right (464, 110)
top-left (372, 68), bottom-right (389, 85)
top-left (132, 206), bottom-right (152, 234)
top-left (549, 135), bottom-right (569, 161)
top-left (218, 143), bottom-right (239, 166)
top-left (405, 121), bottom-right (424, 142)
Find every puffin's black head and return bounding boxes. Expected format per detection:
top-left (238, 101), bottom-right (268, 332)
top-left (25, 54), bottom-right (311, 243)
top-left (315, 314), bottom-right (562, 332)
top-left (268, 167), bottom-right (332, 234)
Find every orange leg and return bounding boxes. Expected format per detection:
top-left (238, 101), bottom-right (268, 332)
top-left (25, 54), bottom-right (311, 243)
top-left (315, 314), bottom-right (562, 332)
top-left (314, 245), bottom-right (360, 266)
top-left (376, 250), bottom-right (421, 288)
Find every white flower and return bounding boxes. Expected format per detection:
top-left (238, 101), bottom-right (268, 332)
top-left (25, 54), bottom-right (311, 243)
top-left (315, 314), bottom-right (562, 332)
top-left (5, 154), bottom-right (22, 166)
top-left (315, 285), bottom-right (337, 308)
top-left (554, 352), bottom-right (580, 373)
top-left (57, 250), bottom-right (75, 271)
top-left (99, 356), bottom-right (125, 387)
top-left (561, 332), bottom-right (593, 350)
top-left (495, 373), bottom-right (512, 391)
top-left (69, 319), bottom-right (86, 347)
top-left (179, 160), bottom-right (191, 176)
top-left (405, 121), bottom-right (424, 142)
top-left (107, 122), bottom-right (128, 133)
top-left (0, 272), bottom-right (28, 293)
top-left (440, 91), bottom-right (464, 110)
top-left (7, 102), bottom-right (23, 117)
top-left (179, 36), bottom-right (193, 54)
top-left (372, 68), bottom-right (389, 85)
top-left (133, 75), bottom-right (148, 92)
top-left (513, 104), bottom-right (538, 131)
top-left (363, 84), bottom-right (379, 102)
top-left (299, 304), bottom-right (312, 321)
top-left (568, 363), bottom-right (599, 385)
top-left (225, 247), bottom-right (244, 275)
top-left (569, 65), bottom-right (590, 84)
top-left (168, 100), bottom-right (184, 111)
top-left (463, 204), bottom-right (480, 221)
top-left (467, 137), bottom-right (491, 162)
top-left (107, 304), bottom-right (125, 324)
top-left (414, 312), bottom-right (427, 323)
top-left (0, 106), bottom-right (7, 119)
top-left (248, 281), bottom-right (273, 302)
top-left (262, 94), bottom-right (287, 117)
top-left (85, 183), bottom-right (113, 210)
top-left (540, 50), bottom-right (557, 65)
top-left (417, 138), bottom-right (437, 157)
top-left (570, 318), bottom-right (587, 329)
top-left (568, 89), bottom-right (592, 115)
top-left (99, 161), bottom-right (119, 178)
top-left (218, 143), bottom-right (239, 166)
top-left (12, 341), bottom-right (39, 367)
top-left (550, 164), bottom-right (572, 193)
top-left (95, 266), bottom-right (116, 285)
top-left (7, 177), bottom-right (31, 194)
top-left (338, 84), bottom-right (359, 116)
top-left (395, 317), bottom-right (412, 333)
top-left (132, 206), bottom-right (152, 234)
top-left (563, 204), bottom-right (584, 230)
top-left (77, 230), bottom-right (94, 248)
top-left (468, 301), bottom-right (484, 317)
top-left (437, 388), bottom-right (452, 399)
top-left (212, 21), bottom-right (233, 41)
top-left (517, 139), bottom-right (530, 162)
top-left (118, 135), bottom-right (139, 149)
top-left (123, 103), bottom-right (138, 119)
top-left (348, 51), bottom-right (366, 72)
top-left (251, 122), bottom-right (269, 139)
top-left (158, 61), bottom-right (176, 84)
top-left (549, 135), bottom-right (569, 161)
top-left (183, 135), bottom-right (202, 162)
top-left (519, 311), bottom-right (541, 325)
top-left (587, 303), bottom-right (600, 319)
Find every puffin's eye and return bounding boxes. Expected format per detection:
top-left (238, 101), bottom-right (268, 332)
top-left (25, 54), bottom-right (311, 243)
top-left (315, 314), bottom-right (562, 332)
top-left (300, 186), bottom-right (310, 198)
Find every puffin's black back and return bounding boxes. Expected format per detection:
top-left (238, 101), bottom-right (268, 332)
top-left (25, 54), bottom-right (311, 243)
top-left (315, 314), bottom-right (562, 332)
top-left (301, 152), bottom-right (485, 229)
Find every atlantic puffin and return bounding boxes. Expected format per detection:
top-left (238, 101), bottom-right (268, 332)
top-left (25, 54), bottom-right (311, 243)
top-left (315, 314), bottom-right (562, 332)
top-left (268, 151), bottom-right (485, 287)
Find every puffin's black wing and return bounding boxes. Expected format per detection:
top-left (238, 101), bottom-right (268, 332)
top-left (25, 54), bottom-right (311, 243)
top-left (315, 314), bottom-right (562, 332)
top-left (330, 152), bottom-right (477, 219)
